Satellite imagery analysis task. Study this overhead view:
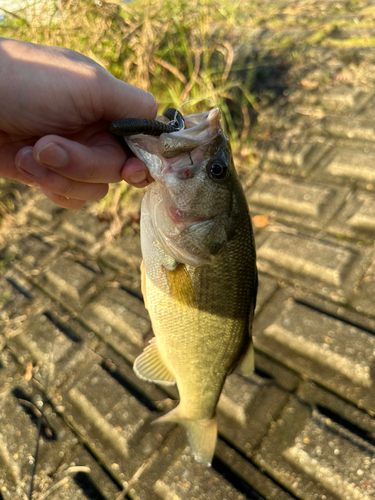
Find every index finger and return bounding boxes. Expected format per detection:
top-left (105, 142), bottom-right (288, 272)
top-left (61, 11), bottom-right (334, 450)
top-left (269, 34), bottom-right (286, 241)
top-left (100, 77), bottom-right (158, 122)
top-left (31, 132), bottom-right (129, 183)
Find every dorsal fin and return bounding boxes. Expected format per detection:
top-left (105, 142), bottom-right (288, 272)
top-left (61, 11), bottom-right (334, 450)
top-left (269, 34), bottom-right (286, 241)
top-left (133, 337), bottom-right (176, 386)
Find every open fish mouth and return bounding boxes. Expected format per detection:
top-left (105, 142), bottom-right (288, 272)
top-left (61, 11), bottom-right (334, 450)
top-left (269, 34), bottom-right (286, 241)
top-left (115, 105), bottom-right (222, 184)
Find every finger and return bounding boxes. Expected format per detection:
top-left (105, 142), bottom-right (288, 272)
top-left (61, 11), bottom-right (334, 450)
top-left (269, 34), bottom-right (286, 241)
top-left (121, 157), bottom-right (154, 188)
top-left (38, 186), bottom-right (86, 210)
top-left (16, 148), bottom-right (109, 201)
top-left (28, 132), bottom-right (126, 183)
top-left (100, 76), bottom-right (158, 121)
top-left (0, 141), bottom-right (40, 185)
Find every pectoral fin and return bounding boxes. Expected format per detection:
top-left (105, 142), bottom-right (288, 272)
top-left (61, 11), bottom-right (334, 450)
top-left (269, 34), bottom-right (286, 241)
top-left (236, 340), bottom-right (255, 376)
top-left (164, 264), bottom-right (197, 308)
top-left (134, 337), bottom-right (176, 386)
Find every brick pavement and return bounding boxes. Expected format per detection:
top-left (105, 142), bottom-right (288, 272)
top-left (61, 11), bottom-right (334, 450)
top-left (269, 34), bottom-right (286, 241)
top-left (1, 1), bottom-right (375, 498)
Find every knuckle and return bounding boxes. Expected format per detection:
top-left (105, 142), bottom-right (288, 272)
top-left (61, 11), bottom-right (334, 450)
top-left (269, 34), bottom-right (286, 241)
top-left (57, 179), bottom-right (74, 197)
top-left (81, 163), bottom-right (98, 183)
top-left (91, 184), bottom-right (109, 200)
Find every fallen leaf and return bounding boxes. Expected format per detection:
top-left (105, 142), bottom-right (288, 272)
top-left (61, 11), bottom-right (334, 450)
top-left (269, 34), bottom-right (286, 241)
top-left (252, 215), bottom-right (269, 228)
top-left (24, 362), bottom-right (33, 381)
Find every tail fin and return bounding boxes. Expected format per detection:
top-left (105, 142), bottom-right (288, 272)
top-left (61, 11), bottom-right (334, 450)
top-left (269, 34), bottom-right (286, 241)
top-left (154, 406), bottom-right (217, 466)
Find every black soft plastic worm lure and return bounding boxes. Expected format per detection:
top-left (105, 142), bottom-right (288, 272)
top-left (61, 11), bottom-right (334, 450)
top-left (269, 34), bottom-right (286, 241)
top-left (110, 107), bottom-right (185, 137)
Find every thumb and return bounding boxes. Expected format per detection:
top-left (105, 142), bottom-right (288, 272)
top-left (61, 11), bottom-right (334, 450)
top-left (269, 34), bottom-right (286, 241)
top-left (101, 75), bottom-right (158, 121)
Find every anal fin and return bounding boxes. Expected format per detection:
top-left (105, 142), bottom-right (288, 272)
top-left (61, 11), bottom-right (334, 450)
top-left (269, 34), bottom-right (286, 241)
top-left (134, 337), bottom-right (176, 386)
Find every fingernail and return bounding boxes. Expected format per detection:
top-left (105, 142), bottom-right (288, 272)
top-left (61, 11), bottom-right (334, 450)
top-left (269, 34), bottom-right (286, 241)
top-left (127, 170), bottom-right (147, 184)
top-left (36, 142), bottom-right (69, 168)
top-left (17, 150), bottom-right (46, 178)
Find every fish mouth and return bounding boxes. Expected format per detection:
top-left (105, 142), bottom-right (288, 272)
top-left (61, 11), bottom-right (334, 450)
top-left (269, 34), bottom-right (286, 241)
top-left (123, 107), bottom-right (222, 182)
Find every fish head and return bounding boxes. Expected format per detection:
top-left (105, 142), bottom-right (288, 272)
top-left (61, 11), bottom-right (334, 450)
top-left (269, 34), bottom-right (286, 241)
top-left (126, 107), bottom-right (245, 267)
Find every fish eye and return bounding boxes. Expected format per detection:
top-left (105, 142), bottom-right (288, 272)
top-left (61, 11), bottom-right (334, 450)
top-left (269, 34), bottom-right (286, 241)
top-left (207, 157), bottom-right (230, 182)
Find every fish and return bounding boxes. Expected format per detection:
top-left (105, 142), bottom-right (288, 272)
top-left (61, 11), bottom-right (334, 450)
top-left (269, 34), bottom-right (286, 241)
top-left (113, 106), bottom-right (257, 466)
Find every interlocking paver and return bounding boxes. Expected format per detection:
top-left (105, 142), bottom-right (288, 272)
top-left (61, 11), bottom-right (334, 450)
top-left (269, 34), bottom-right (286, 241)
top-left (254, 288), bottom-right (375, 412)
top-left (326, 189), bottom-right (375, 241)
top-left (255, 381), bottom-right (375, 500)
top-left (26, 194), bottom-right (65, 228)
top-left (217, 372), bottom-right (292, 457)
top-left (256, 231), bottom-right (369, 300)
top-left (247, 174), bottom-right (349, 230)
top-left (80, 285), bottom-right (151, 362)
top-left (57, 211), bottom-right (110, 252)
top-left (44, 445), bottom-right (121, 499)
top-left (0, 382), bottom-right (78, 499)
top-left (34, 255), bottom-right (99, 311)
top-left (61, 358), bottom-right (172, 487)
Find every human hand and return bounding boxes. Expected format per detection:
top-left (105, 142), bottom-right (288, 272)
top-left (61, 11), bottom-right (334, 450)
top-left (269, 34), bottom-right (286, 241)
top-left (0, 37), bottom-right (155, 209)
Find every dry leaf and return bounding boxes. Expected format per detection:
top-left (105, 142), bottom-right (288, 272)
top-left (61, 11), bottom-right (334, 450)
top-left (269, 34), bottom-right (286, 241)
top-left (252, 215), bottom-right (269, 228)
top-left (24, 362), bottom-right (33, 381)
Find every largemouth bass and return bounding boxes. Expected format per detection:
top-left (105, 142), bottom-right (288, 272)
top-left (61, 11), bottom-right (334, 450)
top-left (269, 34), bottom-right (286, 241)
top-left (112, 106), bottom-right (257, 466)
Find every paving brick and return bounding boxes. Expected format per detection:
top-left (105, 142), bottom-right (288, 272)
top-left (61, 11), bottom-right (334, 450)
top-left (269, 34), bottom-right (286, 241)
top-left (257, 231), bottom-right (366, 300)
top-left (7, 233), bottom-right (63, 271)
top-left (255, 381), bottom-right (375, 500)
top-left (254, 350), bottom-right (301, 393)
top-left (254, 289), bottom-right (375, 412)
top-left (99, 228), bottom-right (143, 293)
top-left (255, 272), bottom-right (279, 316)
top-left (319, 146), bottom-right (375, 187)
top-left (95, 346), bottom-right (176, 412)
top-left (0, 383), bottom-right (78, 499)
top-left (7, 308), bottom-right (97, 392)
top-left (327, 190), bottom-right (375, 241)
top-left (0, 270), bottom-right (34, 325)
top-left (324, 86), bottom-right (372, 111)
top-left (254, 140), bottom-right (330, 177)
top-left (40, 445), bottom-right (121, 500)
top-left (26, 195), bottom-right (65, 227)
top-left (298, 86), bottom-right (373, 116)
top-left (99, 227), bottom-right (142, 271)
top-left (215, 440), bottom-right (295, 500)
top-left (247, 174), bottom-right (348, 230)
top-left (0, 349), bottom-right (21, 394)
top-left (80, 285), bottom-right (150, 363)
top-left (57, 211), bottom-right (110, 252)
top-left (325, 117), bottom-right (375, 142)
top-left (0, 391), bottom-right (43, 497)
top-left (351, 258), bottom-right (375, 319)
top-left (152, 455), bottom-right (248, 500)
top-left (35, 256), bottom-right (98, 311)
top-left (61, 360), bottom-right (171, 486)
top-left (127, 428), bottom-right (264, 500)
top-left (217, 371), bottom-right (291, 457)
